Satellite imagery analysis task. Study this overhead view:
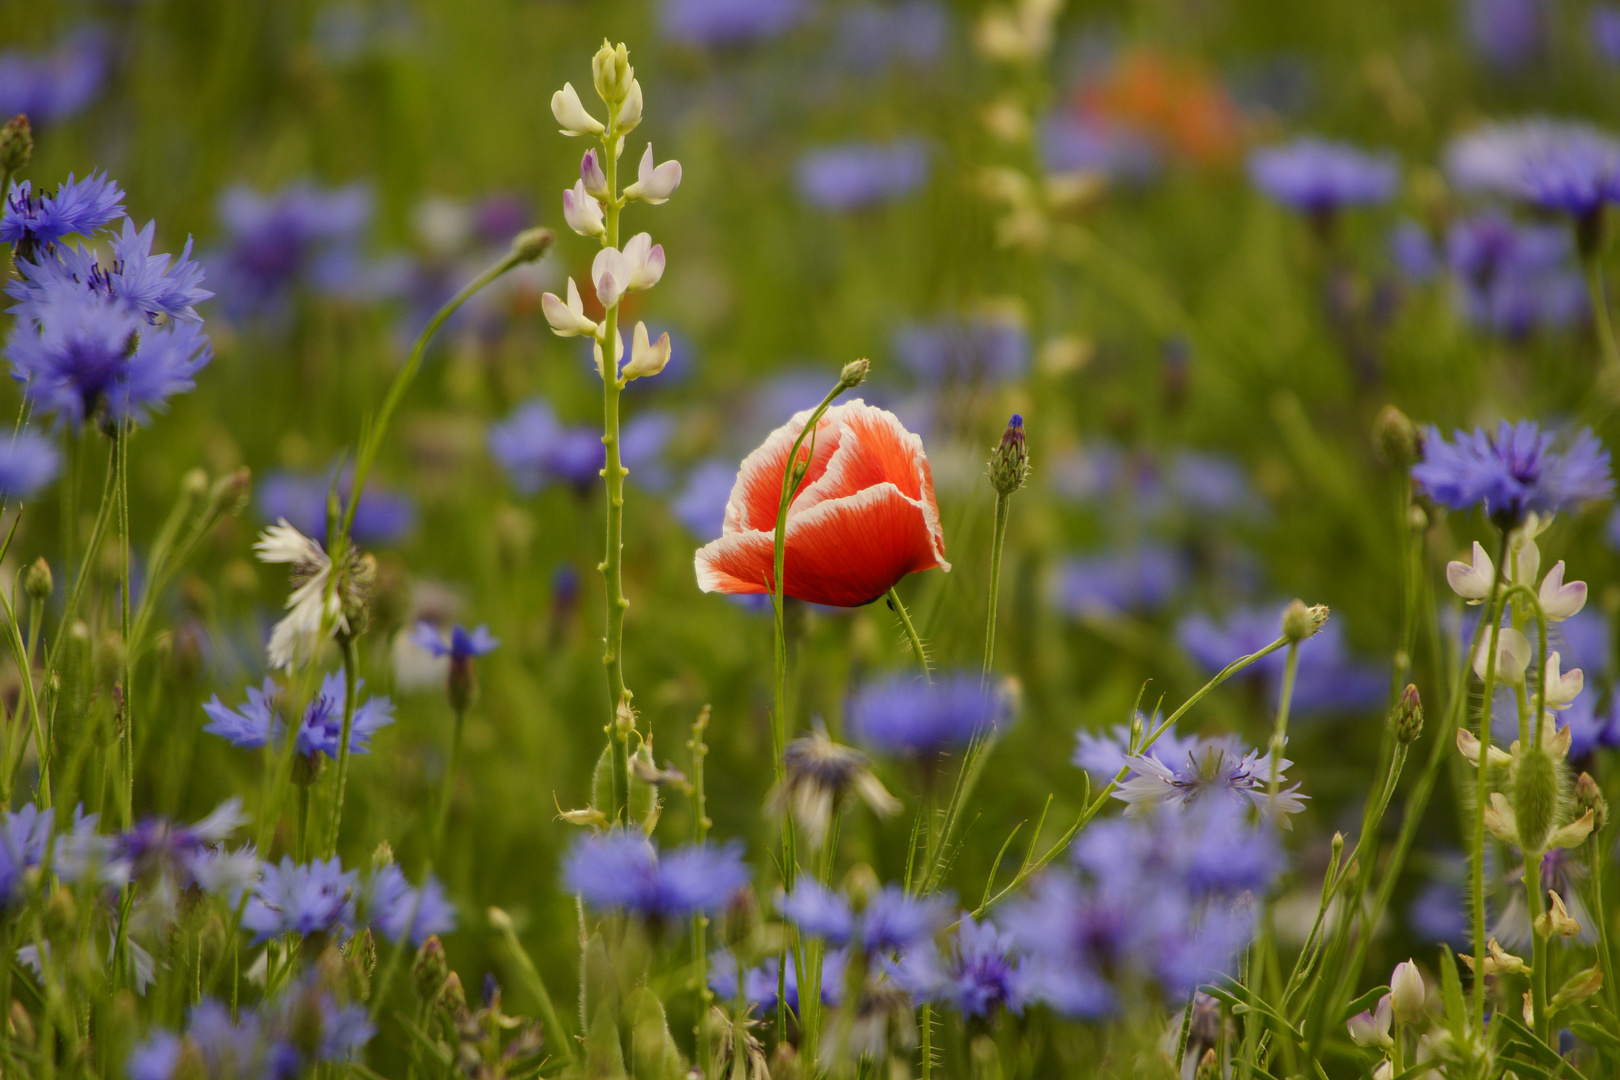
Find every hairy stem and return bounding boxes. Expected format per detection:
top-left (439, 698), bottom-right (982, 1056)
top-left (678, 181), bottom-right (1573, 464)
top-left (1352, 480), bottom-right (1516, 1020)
top-left (889, 585), bottom-right (930, 681)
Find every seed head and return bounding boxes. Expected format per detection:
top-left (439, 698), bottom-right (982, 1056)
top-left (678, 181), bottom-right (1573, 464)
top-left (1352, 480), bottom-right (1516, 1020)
top-left (1281, 600), bottom-right (1328, 643)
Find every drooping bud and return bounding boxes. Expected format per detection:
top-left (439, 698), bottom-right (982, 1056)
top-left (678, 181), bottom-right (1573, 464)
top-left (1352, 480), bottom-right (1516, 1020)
top-left (592, 40), bottom-right (634, 107)
top-left (1394, 684), bottom-right (1424, 744)
top-left (563, 182), bottom-right (605, 238)
top-left (581, 149), bottom-right (609, 200)
top-left (0, 114), bottom-right (32, 174)
top-left (989, 414), bottom-right (1030, 496)
top-left (1512, 744), bottom-right (1561, 852)
top-left (1281, 600), bottom-right (1329, 643)
top-left (511, 226), bottom-right (556, 264)
top-left (839, 357), bottom-right (870, 389)
top-left (1388, 960), bottom-right (1426, 1025)
top-left (25, 557), bottom-right (52, 601)
top-left (1574, 771), bottom-right (1608, 831)
top-left (1373, 405), bottom-right (1421, 467)
top-left (412, 935), bottom-right (449, 1003)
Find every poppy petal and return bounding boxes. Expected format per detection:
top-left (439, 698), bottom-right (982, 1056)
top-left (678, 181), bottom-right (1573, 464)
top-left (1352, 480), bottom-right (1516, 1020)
top-left (724, 407), bottom-right (845, 534)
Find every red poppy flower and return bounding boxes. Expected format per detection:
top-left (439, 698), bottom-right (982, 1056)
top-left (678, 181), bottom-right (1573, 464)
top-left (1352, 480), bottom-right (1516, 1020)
top-left (694, 400), bottom-right (950, 607)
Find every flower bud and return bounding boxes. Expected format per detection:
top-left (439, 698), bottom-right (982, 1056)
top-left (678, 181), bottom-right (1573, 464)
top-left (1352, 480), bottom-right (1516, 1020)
top-left (563, 182), bottom-right (605, 238)
top-left (1512, 745), bottom-right (1561, 852)
top-left (1394, 684), bottom-right (1423, 744)
top-left (371, 839), bottom-right (394, 871)
top-left (510, 226), bottom-right (556, 264)
top-left (616, 79), bottom-right (643, 133)
top-left (592, 40), bottom-right (634, 105)
top-left (1373, 405), bottom-right (1421, 467)
top-left (0, 114), bottom-right (32, 174)
top-left (439, 970), bottom-right (466, 1015)
top-left (25, 557), bottom-right (52, 601)
top-left (723, 886), bottom-right (760, 950)
top-left (839, 358), bottom-right (870, 389)
top-left (345, 927), bottom-right (376, 1001)
top-left (170, 1042), bottom-right (207, 1080)
top-left (551, 83), bottom-right (604, 137)
top-left (412, 935), bottom-right (449, 1003)
top-left (1281, 600), bottom-right (1328, 643)
top-left (581, 149), bottom-right (609, 200)
top-left (207, 467), bottom-right (253, 520)
top-left (1388, 960), bottom-right (1426, 1025)
top-left (622, 322), bottom-right (671, 381)
top-left (1574, 771), bottom-right (1608, 832)
top-left (989, 414), bottom-right (1029, 496)
top-left (449, 652), bottom-right (477, 714)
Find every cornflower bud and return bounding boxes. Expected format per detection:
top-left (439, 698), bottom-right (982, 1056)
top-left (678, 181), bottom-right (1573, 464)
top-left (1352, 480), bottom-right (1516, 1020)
top-left (170, 1043), bottom-right (207, 1080)
top-left (0, 114), bottom-right (32, 173)
top-left (1394, 684), bottom-right (1423, 744)
top-left (840, 357), bottom-right (870, 389)
top-left (440, 970), bottom-right (467, 1015)
top-left (1512, 745), bottom-right (1560, 852)
top-left (412, 935), bottom-right (449, 1003)
top-left (723, 887), bottom-right (759, 951)
top-left (989, 414), bottom-right (1029, 496)
top-left (510, 226), bottom-right (555, 263)
top-left (25, 557), bottom-right (52, 601)
top-left (1281, 600), bottom-right (1328, 643)
top-left (592, 40), bottom-right (634, 107)
top-left (371, 839), bottom-right (395, 871)
top-left (1195, 1049), bottom-right (1220, 1080)
top-left (1574, 771), bottom-right (1608, 832)
top-left (345, 927), bottom-right (377, 1000)
top-left (1373, 404), bottom-right (1421, 467)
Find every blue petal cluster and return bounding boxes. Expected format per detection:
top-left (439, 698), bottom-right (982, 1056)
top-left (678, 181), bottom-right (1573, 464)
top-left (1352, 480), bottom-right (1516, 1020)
top-left (1413, 420), bottom-right (1614, 526)
top-left (847, 672), bottom-right (1006, 756)
top-left (1247, 138), bottom-right (1397, 217)
top-left (708, 948), bottom-right (846, 1013)
top-left (202, 672), bottom-right (395, 762)
top-left (1052, 543), bottom-right (1185, 618)
top-left (0, 428), bottom-right (60, 500)
top-left (1443, 213), bottom-right (1586, 337)
top-left (0, 29), bottom-right (107, 125)
top-left (0, 803), bottom-right (56, 909)
top-left (893, 916), bottom-right (1026, 1019)
top-left (128, 982), bottom-right (372, 1080)
top-left (213, 181), bottom-right (373, 317)
top-left (780, 881), bottom-right (952, 953)
top-left (0, 173), bottom-right (124, 250)
top-left (659, 0), bottom-right (807, 47)
top-left (243, 856), bottom-right (360, 942)
top-left (363, 864), bottom-right (458, 946)
top-left (564, 831), bottom-right (749, 918)
top-left (411, 622), bottom-right (499, 661)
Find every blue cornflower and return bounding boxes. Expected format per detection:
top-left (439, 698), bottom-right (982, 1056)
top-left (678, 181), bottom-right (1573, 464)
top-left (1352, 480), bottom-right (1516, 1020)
top-left (1052, 544), bottom-right (1184, 618)
top-left (621, 409), bottom-right (676, 493)
top-left (109, 799), bottom-right (246, 890)
top-left (0, 29), bottom-right (107, 126)
top-left (659, 0), bottom-right (807, 47)
top-left (363, 864), bottom-right (457, 946)
top-left (0, 173), bottom-right (124, 253)
top-left (243, 856), bottom-right (359, 942)
top-left (202, 672), bottom-right (395, 762)
top-left (10, 218), bottom-right (212, 325)
top-left (0, 428), bottom-right (60, 499)
top-left (1072, 721), bottom-right (1199, 785)
top-left (893, 317), bottom-right (1030, 384)
top-left (1247, 138), bottom-right (1397, 217)
top-left (1518, 127), bottom-right (1620, 221)
top-left (1413, 420), bottom-right (1614, 527)
top-left (1389, 220), bottom-right (1440, 282)
top-left (1595, 5), bottom-right (1620, 64)
top-left (564, 831), bottom-right (748, 919)
top-left (1446, 121), bottom-right (1614, 198)
top-left (1466, 0), bottom-right (1547, 71)
top-left (412, 622), bottom-right (498, 661)
top-left (213, 181), bottom-right (372, 316)
top-left (673, 459), bottom-right (738, 541)
top-left (257, 467), bottom-right (415, 546)
top-left (795, 139), bottom-right (930, 211)
top-left (5, 278), bottom-right (212, 428)
top-left (847, 672), bottom-right (1007, 756)
top-left (1113, 733), bottom-right (1307, 825)
top-left (780, 881), bottom-right (952, 953)
top-left (1556, 692), bottom-right (1620, 760)
top-left (488, 399), bottom-right (604, 494)
top-left (0, 803), bottom-right (55, 908)
top-left (894, 916), bottom-right (1025, 1019)
top-left (709, 948), bottom-right (847, 1012)
top-left (834, 2), bottom-right (949, 74)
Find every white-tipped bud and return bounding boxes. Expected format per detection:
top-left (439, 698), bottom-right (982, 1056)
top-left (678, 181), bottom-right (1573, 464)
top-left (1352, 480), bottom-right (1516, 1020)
top-left (1542, 651), bottom-right (1584, 709)
top-left (592, 40), bottom-right (634, 106)
top-left (551, 83), bottom-right (605, 136)
top-left (622, 321), bottom-right (671, 381)
top-left (1474, 626), bottom-right (1530, 685)
top-left (616, 79), bottom-right (643, 133)
top-left (1388, 961), bottom-right (1426, 1026)
top-left (562, 181), bottom-right (605, 238)
top-left (581, 149), bottom-right (610, 200)
top-left (1538, 560), bottom-right (1587, 622)
top-left (1446, 541), bottom-right (1495, 604)
top-left (624, 144), bottom-right (683, 205)
top-left (541, 278), bottom-right (598, 338)
top-left (592, 327), bottom-right (624, 381)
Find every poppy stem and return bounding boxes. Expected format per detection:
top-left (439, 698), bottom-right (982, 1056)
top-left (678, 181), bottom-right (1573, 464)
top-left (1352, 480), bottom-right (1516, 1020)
top-left (887, 586), bottom-right (930, 681)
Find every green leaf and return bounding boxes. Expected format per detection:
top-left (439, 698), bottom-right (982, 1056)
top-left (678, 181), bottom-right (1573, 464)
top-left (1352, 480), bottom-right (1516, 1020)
top-left (1337, 985), bottom-right (1389, 1025)
top-left (1569, 1020), bottom-right (1620, 1052)
top-left (586, 999), bottom-right (629, 1080)
top-left (1437, 943), bottom-right (1467, 1044)
top-left (1200, 982), bottom-right (1303, 1040)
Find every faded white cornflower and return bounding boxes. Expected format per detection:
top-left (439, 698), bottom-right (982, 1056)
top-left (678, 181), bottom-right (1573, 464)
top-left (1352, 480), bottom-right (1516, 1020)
top-left (1114, 734), bottom-right (1308, 826)
top-left (769, 726), bottom-right (901, 849)
top-left (254, 519), bottom-right (373, 669)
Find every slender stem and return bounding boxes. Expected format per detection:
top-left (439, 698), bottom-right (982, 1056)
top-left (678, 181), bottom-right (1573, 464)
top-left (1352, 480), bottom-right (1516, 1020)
top-left (118, 419), bottom-right (133, 827)
top-left (1268, 643), bottom-right (1300, 808)
top-left (1525, 850), bottom-right (1549, 1040)
top-left (982, 491), bottom-right (1010, 678)
top-left (1470, 532), bottom-right (1512, 1030)
top-left (432, 707), bottom-right (466, 858)
top-left (919, 1002), bottom-right (934, 1080)
top-left (47, 439), bottom-right (117, 675)
top-left (296, 781), bottom-right (310, 862)
top-left (888, 586), bottom-right (930, 681)
top-left (491, 910), bottom-right (575, 1066)
top-left (1590, 824), bottom-right (1620, 1023)
top-left (689, 707), bottom-right (712, 1073)
top-left (324, 635), bottom-right (361, 856)
top-left (1583, 252), bottom-right (1620, 385)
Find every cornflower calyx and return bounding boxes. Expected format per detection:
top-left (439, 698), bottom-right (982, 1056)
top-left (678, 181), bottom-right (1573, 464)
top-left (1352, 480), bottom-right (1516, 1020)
top-left (1574, 771), bottom-right (1608, 831)
top-left (840, 357), bottom-right (870, 389)
top-left (24, 557), bottom-right (51, 601)
top-left (1373, 404), bottom-right (1421, 467)
top-left (770, 727), bottom-right (901, 848)
top-left (989, 413), bottom-right (1029, 496)
top-left (509, 226), bottom-right (554, 263)
top-left (1393, 683), bottom-right (1423, 744)
top-left (1280, 599), bottom-right (1328, 643)
top-left (0, 114), bottom-right (31, 173)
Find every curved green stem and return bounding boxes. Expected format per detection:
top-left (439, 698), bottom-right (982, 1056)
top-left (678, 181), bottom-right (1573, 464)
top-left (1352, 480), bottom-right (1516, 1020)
top-left (1525, 849), bottom-right (1549, 1040)
top-left (118, 419), bottom-right (133, 826)
top-left (324, 635), bottom-right (361, 856)
top-left (888, 586), bottom-right (930, 680)
top-left (432, 707), bottom-right (466, 859)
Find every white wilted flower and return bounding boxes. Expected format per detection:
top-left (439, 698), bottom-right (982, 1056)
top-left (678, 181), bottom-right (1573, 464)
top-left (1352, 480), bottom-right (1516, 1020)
top-left (562, 181), bottom-right (605, 238)
top-left (624, 144), bottom-right (682, 205)
top-left (1445, 541), bottom-right (1495, 603)
top-left (1538, 560), bottom-right (1587, 621)
top-left (621, 321), bottom-right (670, 381)
top-left (1473, 626), bottom-right (1530, 685)
top-left (1542, 651), bottom-right (1583, 709)
top-left (255, 520), bottom-right (372, 670)
top-left (541, 278), bottom-right (598, 338)
top-left (551, 83), bottom-right (604, 136)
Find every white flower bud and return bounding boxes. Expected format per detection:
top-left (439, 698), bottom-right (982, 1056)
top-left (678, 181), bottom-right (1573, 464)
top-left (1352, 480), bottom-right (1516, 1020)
top-left (1389, 960), bottom-right (1426, 1026)
top-left (551, 83), bottom-right (605, 137)
top-left (1542, 651), bottom-right (1583, 709)
top-left (541, 278), bottom-right (598, 337)
top-left (1512, 536), bottom-right (1540, 588)
top-left (624, 144), bottom-right (682, 205)
top-left (562, 181), bottom-right (604, 238)
top-left (581, 149), bottom-right (610, 200)
top-left (1538, 560), bottom-right (1587, 622)
top-left (1445, 541), bottom-right (1495, 604)
top-left (1473, 626), bottom-right (1530, 685)
top-left (592, 40), bottom-right (634, 106)
top-left (616, 78), bottom-right (643, 133)
top-left (622, 321), bottom-right (671, 381)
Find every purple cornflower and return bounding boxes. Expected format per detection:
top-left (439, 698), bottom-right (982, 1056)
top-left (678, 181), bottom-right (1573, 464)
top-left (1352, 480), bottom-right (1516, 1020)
top-left (1, 173), bottom-right (124, 254)
top-left (894, 917), bottom-right (1025, 1019)
top-left (257, 468), bottom-right (415, 546)
top-left (1413, 420), bottom-right (1613, 528)
top-left (9, 218), bottom-right (212, 325)
top-left (1556, 692), bottom-right (1620, 761)
top-left (488, 399), bottom-right (604, 495)
top-left (1595, 5), bottom-right (1620, 64)
top-left (243, 856), bottom-right (359, 942)
top-left (673, 459), bottom-right (738, 540)
top-left (660, 0), bottom-right (807, 47)
top-left (0, 29), bottom-right (106, 126)
top-left (109, 799), bottom-right (246, 891)
top-left (213, 181), bottom-right (372, 316)
top-left (795, 139), bottom-right (930, 211)
top-left (1445, 121), bottom-right (1615, 198)
top-left (5, 277), bottom-right (211, 429)
top-left (1052, 544), bottom-right (1184, 618)
top-left (847, 672), bottom-right (1006, 756)
top-left (1180, 606), bottom-right (1387, 719)
top-left (1247, 138), bottom-right (1397, 218)
top-left (708, 949), bottom-right (847, 1012)
top-left (1073, 721), bottom-right (1200, 785)
top-left (1114, 734), bottom-right (1307, 825)
top-left (781, 880), bottom-right (952, 953)
top-left (1466, 0), bottom-right (1547, 71)
top-left (202, 672), bottom-right (395, 762)
top-left (363, 864), bottom-right (457, 946)
top-left (127, 1002), bottom-right (266, 1080)
top-left (564, 831), bottom-right (748, 919)
top-left (0, 428), bottom-right (59, 499)
top-left (411, 622), bottom-right (498, 661)
top-left (0, 803), bottom-right (54, 908)
top-left (893, 317), bottom-right (1030, 384)
top-left (1518, 127), bottom-right (1620, 223)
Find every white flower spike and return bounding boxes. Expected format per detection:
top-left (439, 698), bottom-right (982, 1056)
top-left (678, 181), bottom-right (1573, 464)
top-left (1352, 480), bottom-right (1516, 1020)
top-left (562, 181), bottom-right (605, 238)
top-left (541, 278), bottom-right (598, 338)
top-left (1446, 541), bottom-right (1495, 604)
top-left (1538, 560), bottom-right (1588, 622)
top-left (622, 321), bottom-right (671, 381)
top-left (1474, 626), bottom-right (1530, 685)
top-left (551, 83), bottom-right (605, 137)
top-left (624, 144), bottom-right (682, 205)
top-left (1542, 651), bottom-right (1584, 709)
